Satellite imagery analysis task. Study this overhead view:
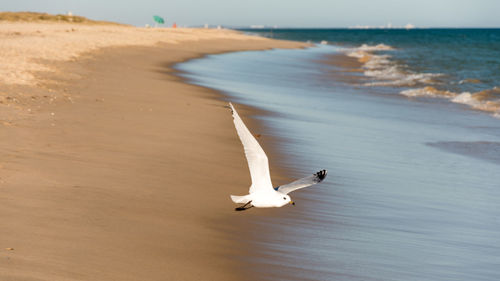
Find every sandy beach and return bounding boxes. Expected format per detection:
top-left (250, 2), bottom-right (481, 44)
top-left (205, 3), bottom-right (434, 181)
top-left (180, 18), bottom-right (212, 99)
top-left (0, 20), bottom-right (307, 280)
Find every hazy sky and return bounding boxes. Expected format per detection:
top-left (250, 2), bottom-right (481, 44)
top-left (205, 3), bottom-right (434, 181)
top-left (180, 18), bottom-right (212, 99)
top-left (2, 0), bottom-right (499, 27)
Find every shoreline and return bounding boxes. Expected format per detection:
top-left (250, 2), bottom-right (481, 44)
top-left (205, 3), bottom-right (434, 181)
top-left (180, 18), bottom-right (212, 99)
top-left (172, 39), bottom-right (500, 281)
top-left (0, 25), bottom-right (308, 280)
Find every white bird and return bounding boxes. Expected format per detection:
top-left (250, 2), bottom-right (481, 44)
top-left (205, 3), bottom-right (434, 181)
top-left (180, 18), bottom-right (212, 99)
top-left (229, 103), bottom-right (327, 211)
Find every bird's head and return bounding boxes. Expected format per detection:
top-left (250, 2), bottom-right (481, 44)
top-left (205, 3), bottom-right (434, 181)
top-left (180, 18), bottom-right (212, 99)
top-left (280, 194), bottom-right (295, 207)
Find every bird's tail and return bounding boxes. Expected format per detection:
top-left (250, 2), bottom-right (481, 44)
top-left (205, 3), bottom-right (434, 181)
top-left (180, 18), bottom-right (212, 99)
top-left (230, 195), bottom-right (251, 204)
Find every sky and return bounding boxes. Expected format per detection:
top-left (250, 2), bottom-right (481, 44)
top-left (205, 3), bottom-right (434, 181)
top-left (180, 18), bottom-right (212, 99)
top-left (2, 0), bottom-right (499, 27)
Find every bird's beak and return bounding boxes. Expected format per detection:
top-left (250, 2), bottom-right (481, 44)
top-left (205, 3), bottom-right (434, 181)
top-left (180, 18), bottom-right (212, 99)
top-left (290, 201), bottom-right (295, 206)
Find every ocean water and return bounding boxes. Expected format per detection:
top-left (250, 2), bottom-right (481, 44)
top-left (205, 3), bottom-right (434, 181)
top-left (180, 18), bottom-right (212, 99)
top-left (177, 30), bottom-right (500, 281)
top-left (243, 28), bottom-right (500, 118)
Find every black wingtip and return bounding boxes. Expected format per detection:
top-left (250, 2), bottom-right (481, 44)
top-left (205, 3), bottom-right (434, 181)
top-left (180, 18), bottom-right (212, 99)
top-left (316, 169), bottom-right (327, 181)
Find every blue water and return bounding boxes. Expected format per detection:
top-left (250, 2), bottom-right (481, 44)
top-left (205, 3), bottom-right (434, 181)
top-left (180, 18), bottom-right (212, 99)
top-left (242, 29), bottom-right (500, 117)
top-left (177, 31), bottom-right (500, 281)
top-left (242, 28), bottom-right (500, 91)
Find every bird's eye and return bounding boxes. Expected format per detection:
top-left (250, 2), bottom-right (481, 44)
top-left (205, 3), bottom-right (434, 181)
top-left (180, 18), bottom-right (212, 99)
top-left (283, 197), bottom-right (286, 200)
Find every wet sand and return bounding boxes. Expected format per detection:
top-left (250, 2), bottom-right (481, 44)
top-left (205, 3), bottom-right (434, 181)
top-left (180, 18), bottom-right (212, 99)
top-left (0, 25), bottom-right (308, 280)
top-left (427, 141), bottom-right (500, 165)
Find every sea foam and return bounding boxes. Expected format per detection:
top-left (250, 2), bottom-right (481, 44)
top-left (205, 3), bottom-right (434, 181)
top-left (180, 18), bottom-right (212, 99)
top-left (451, 88), bottom-right (500, 114)
top-left (400, 86), bottom-right (457, 98)
top-left (346, 44), bottom-right (442, 87)
top-left (400, 86), bottom-right (500, 117)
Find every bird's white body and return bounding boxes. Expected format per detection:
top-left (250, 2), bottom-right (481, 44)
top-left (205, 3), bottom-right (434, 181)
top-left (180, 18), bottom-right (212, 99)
top-left (229, 103), bottom-right (327, 210)
top-left (231, 191), bottom-right (292, 208)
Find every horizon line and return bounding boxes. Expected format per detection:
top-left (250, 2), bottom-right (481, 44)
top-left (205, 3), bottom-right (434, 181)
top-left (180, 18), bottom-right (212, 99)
top-left (228, 26), bottom-right (500, 29)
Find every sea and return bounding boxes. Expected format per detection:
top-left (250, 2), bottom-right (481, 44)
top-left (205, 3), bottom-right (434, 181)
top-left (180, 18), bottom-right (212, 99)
top-left (176, 29), bottom-right (500, 281)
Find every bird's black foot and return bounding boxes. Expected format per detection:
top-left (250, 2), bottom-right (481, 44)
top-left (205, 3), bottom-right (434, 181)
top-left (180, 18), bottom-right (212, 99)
top-left (235, 206), bottom-right (253, 211)
top-left (235, 201), bottom-right (253, 211)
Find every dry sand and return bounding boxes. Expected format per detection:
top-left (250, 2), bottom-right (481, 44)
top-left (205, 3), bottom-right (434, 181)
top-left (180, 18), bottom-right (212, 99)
top-left (0, 22), bottom-right (267, 86)
top-left (0, 22), bottom-right (308, 280)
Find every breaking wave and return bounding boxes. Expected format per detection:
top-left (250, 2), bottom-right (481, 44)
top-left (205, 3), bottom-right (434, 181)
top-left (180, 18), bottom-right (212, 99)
top-left (400, 86), bottom-right (457, 98)
top-left (338, 43), bottom-right (498, 119)
top-left (451, 87), bottom-right (500, 115)
top-left (400, 86), bottom-right (500, 116)
top-left (345, 44), bottom-right (442, 87)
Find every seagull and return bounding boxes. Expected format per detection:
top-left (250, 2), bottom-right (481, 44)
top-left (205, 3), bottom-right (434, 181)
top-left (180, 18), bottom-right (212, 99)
top-left (228, 103), bottom-right (327, 211)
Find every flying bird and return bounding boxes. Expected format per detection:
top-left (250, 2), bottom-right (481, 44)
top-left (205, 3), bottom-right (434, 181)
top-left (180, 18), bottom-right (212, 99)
top-left (228, 103), bottom-right (327, 211)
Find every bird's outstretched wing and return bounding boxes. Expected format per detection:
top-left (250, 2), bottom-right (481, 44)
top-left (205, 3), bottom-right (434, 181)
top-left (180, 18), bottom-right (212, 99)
top-left (229, 103), bottom-right (273, 193)
top-left (275, 170), bottom-right (327, 195)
